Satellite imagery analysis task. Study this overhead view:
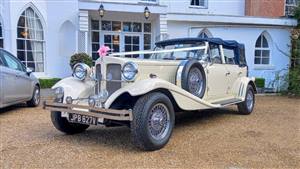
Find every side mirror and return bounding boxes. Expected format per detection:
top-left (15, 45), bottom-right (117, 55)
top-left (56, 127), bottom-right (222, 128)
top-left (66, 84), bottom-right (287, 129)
top-left (26, 67), bottom-right (33, 75)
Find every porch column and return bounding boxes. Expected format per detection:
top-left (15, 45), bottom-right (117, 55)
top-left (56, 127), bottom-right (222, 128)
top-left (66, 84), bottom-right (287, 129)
top-left (78, 10), bottom-right (89, 53)
top-left (158, 14), bottom-right (169, 41)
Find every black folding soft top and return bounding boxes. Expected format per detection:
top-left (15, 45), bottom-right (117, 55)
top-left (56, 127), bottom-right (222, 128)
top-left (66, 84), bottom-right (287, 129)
top-left (155, 37), bottom-right (247, 66)
top-left (155, 38), bottom-right (241, 48)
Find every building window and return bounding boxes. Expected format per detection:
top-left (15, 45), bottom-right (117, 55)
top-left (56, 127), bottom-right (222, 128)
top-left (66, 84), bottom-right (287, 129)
top-left (0, 21), bottom-right (3, 48)
top-left (285, 0), bottom-right (299, 17)
top-left (199, 32), bottom-right (208, 38)
top-left (254, 34), bottom-right (270, 65)
top-left (16, 7), bottom-right (44, 72)
top-left (198, 29), bottom-right (212, 38)
top-left (190, 0), bottom-right (207, 7)
top-left (91, 20), bottom-right (151, 61)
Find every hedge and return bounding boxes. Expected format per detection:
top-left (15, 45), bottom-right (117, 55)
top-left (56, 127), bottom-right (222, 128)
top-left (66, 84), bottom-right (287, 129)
top-left (255, 78), bottom-right (265, 88)
top-left (70, 53), bottom-right (93, 69)
top-left (39, 78), bottom-right (61, 89)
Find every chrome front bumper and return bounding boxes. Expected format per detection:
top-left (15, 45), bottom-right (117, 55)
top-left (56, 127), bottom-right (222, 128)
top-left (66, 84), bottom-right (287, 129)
top-left (43, 101), bottom-right (133, 121)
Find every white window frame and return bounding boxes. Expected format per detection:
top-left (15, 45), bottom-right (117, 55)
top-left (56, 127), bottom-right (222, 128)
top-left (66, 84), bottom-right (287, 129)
top-left (198, 32), bottom-right (209, 38)
top-left (190, 0), bottom-right (208, 8)
top-left (285, 0), bottom-right (298, 16)
top-left (90, 19), bottom-right (152, 60)
top-left (254, 34), bottom-right (271, 65)
top-left (16, 7), bottom-right (45, 72)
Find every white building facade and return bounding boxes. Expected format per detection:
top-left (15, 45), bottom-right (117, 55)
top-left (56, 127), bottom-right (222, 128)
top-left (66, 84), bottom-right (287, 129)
top-left (0, 0), bottom-right (297, 88)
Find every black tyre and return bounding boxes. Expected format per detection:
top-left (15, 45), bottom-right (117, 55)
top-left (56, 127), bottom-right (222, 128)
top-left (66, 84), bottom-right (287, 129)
top-left (237, 85), bottom-right (255, 115)
top-left (51, 111), bottom-right (89, 134)
top-left (181, 60), bottom-right (206, 98)
top-left (131, 92), bottom-right (175, 151)
top-left (27, 85), bottom-right (40, 107)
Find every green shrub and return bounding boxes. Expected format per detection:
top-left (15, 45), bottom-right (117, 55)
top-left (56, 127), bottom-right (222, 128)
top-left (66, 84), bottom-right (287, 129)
top-left (69, 53), bottom-right (93, 69)
top-left (39, 78), bottom-right (61, 89)
top-left (288, 68), bottom-right (300, 96)
top-left (255, 78), bottom-right (265, 88)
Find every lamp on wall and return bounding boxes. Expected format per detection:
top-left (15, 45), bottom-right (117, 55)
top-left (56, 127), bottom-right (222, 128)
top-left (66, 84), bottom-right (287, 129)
top-left (144, 7), bottom-right (150, 20)
top-left (98, 4), bottom-right (105, 18)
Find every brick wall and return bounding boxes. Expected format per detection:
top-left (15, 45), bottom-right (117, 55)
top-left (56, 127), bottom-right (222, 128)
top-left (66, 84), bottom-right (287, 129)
top-left (245, 0), bottom-right (285, 17)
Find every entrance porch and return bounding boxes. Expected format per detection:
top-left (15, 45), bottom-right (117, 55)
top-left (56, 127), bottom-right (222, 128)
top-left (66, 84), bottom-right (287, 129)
top-left (78, 1), bottom-right (168, 60)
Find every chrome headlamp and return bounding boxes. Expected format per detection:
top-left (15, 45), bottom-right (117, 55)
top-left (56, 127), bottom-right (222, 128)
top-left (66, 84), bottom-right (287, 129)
top-left (73, 63), bottom-right (91, 81)
top-left (54, 87), bottom-right (64, 101)
top-left (122, 62), bottom-right (138, 81)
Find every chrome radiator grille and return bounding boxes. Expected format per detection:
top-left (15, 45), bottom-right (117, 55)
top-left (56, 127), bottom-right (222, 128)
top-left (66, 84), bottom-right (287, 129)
top-left (95, 64), bottom-right (101, 94)
top-left (106, 64), bottom-right (122, 96)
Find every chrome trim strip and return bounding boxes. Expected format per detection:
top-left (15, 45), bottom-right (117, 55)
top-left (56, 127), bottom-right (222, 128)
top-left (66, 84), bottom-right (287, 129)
top-left (238, 83), bottom-right (242, 97)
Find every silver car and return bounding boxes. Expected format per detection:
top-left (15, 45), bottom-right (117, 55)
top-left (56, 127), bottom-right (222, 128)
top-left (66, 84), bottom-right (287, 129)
top-left (0, 49), bottom-right (40, 108)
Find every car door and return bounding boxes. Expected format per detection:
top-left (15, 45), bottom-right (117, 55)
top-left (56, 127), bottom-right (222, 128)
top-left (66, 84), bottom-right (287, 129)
top-left (1, 50), bottom-right (32, 102)
top-left (223, 47), bottom-right (246, 96)
top-left (0, 50), bottom-right (19, 104)
top-left (0, 54), bottom-right (7, 106)
top-left (205, 44), bottom-right (229, 101)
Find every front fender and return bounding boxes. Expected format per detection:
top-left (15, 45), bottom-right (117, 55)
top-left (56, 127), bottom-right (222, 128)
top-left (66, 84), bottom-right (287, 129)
top-left (105, 78), bottom-right (219, 110)
top-left (52, 77), bottom-right (95, 101)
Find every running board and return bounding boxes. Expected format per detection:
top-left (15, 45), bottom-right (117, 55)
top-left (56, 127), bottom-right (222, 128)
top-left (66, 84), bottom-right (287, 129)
top-left (212, 98), bottom-right (243, 106)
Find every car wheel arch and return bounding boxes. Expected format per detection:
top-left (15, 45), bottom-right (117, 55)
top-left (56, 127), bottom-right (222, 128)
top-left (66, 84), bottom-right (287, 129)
top-left (109, 88), bottom-right (182, 112)
top-left (248, 81), bottom-right (257, 94)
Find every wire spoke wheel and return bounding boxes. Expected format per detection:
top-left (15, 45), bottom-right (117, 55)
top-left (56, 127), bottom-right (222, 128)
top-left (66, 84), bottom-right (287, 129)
top-left (188, 67), bottom-right (204, 97)
top-left (148, 103), bottom-right (170, 141)
top-left (246, 90), bottom-right (254, 111)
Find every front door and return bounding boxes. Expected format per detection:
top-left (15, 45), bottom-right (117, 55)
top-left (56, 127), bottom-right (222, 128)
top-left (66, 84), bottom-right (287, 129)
top-left (0, 50), bottom-right (31, 102)
top-left (223, 47), bottom-right (247, 96)
top-left (206, 44), bottom-right (228, 101)
top-left (124, 35), bottom-right (141, 58)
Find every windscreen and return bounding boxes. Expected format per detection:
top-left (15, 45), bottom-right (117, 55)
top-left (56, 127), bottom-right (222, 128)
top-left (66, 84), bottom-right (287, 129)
top-left (151, 43), bottom-right (206, 60)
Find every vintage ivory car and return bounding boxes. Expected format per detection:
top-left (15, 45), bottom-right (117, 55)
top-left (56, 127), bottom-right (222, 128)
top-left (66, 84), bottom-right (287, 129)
top-left (44, 38), bottom-right (256, 151)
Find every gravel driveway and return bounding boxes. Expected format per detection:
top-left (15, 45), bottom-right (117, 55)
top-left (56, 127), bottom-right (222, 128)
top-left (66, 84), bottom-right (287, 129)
top-left (0, 96), bottom-right (299, 169)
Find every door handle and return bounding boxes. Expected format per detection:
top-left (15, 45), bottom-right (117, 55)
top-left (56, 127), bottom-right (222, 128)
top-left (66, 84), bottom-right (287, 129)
top-left (225, 72), bottom-right (231, 76)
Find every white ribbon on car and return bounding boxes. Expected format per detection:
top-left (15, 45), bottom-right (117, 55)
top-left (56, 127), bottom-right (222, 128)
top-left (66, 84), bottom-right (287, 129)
top-left (110, 46), bottom-right (207, 57)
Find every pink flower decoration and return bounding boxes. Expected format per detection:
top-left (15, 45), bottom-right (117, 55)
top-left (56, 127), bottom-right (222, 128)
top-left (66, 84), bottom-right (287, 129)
top-left (97, 45), bottom-right (111, 57)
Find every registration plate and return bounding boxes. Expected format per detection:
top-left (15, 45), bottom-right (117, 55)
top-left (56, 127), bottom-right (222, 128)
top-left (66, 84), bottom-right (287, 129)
top-left (69, 113), bottom-right (98, 126)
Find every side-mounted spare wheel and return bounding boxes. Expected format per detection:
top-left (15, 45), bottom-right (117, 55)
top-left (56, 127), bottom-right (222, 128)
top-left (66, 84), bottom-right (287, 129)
top-left (180, 60), bottom-right (206, 98)
top-left (131, 92), bottom-right (175, 151)
top-left (237, 85), bottom-right (255, 115)
top-left (51, 111), bottom-right (89, 134)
